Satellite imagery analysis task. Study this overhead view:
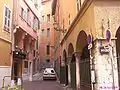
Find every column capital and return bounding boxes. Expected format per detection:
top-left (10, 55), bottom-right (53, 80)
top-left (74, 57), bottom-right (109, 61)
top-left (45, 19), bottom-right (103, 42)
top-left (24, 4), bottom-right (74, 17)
top-left (67, 56), bottom-right (72, 64)
top-left (73, 51), bottom-right (81, 58)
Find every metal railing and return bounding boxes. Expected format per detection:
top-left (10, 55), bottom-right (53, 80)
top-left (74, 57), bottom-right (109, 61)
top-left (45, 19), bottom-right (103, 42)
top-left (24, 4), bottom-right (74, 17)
top-left (2, 76), bottom-right (23, 90)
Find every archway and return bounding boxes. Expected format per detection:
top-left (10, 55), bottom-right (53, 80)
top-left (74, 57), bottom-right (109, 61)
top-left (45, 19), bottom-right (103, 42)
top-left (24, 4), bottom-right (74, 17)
top-left (116, 26), bottom-right (120, 87)
top-left (76, 30), bottom-right (91, 90)
top-left (68, 43), bottom-right (76, 89)
top-left (60, 50), bottom-right (68, 85)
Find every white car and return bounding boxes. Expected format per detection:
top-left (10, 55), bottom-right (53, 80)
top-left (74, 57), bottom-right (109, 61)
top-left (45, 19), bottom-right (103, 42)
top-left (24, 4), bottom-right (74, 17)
top-left (43, 68), bottom-right (57, 80)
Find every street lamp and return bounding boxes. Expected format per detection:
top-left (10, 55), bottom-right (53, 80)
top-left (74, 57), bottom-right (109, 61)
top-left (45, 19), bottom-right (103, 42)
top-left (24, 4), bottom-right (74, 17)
top-left (53, 22), bottom-right (66, 33)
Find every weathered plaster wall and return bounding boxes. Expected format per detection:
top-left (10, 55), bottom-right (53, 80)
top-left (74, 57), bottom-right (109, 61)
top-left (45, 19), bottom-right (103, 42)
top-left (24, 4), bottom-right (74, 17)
top-left (93, 39), bottom-right (118, 90)
top-left (94, 1), bottom-right (120, 39)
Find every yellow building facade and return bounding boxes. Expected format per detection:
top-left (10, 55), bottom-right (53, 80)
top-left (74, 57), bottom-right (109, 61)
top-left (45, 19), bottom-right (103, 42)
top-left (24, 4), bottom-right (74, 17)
top-left (0, 0), bottom-right (13, 88)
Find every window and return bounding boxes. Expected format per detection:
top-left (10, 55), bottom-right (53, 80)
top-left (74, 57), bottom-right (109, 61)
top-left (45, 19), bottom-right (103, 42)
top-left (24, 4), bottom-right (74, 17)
top-left (62, 19), bottom-right (64, 29)
top-left (42, 15), bottom-right (44, 21)
top-left (21, 7), bottom-right (24, 18)
top-left (33, 16), bottom-right (36, 29)
top-left (47, 14), bottom-right (50, 22)
top-left (68, 14), bottom-right (71, 25)
top-left (20, 7), bottom-right (27, 21)
top-left (27, 9), bottom-right (30, 25)
top-left (33, 16), bottom-right (39, 30)
top-left (46, 45), bottom-right (50, 55)
top-left (4, 6), bottom-right (11, 32)
top-left (47, 28), bottom-right (50, 37)
top-left (24, 61), bottom-right (28, 68)
top-left (42, 29), bottom-right (44, 35)
top-left (76, 0), bottom-right (80, 12)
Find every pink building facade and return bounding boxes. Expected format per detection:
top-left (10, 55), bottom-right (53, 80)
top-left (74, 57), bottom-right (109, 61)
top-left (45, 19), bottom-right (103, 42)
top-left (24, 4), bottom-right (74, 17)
top-left (12, 0), bottom-right (40, 81)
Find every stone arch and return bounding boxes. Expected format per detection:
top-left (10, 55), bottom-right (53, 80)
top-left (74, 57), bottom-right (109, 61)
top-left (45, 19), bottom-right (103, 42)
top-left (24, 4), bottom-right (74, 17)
top-left (76, 30), bottom-right (88, 52)
top-left (116, 26), bottom-right (120, 87)
top-left (76, 30), bottom-right (91, 90)
top-left (68, 43), bottom-right (76, 89)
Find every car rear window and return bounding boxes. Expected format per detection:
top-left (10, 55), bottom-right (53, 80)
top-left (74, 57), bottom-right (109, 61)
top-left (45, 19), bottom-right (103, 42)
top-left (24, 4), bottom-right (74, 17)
top-left (51, 70), bottom-right (54, 73)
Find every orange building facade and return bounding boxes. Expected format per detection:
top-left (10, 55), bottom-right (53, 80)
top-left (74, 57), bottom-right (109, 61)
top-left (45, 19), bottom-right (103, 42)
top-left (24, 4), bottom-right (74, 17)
top-left (0, 0), bottom-right (13, 88)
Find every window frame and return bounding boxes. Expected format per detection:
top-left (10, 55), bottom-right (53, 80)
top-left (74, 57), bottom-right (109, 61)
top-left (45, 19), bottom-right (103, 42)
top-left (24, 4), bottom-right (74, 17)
top-left (46, 45), bottom-right (50, 55)
top-left (3, 4), bottom-right (12, 33)
top-left (47, 28), bottom-right (50, 37)
top-left (47, 14), bottom-right (50, 22)
top-left (24, 60), bottom-right (28, 68)
top-left (42, 15), bottom-right (44, 22)
top-left (20, 7), bottom-right (24, 18)
top-left (27, 8), bottom-right (30, 25)
top-left (42, 29), bottom-right (44, 35)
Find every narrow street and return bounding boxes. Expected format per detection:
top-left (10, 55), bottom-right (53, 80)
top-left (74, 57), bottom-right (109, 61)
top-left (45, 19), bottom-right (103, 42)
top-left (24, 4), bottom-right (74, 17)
top-left (22, 70), bottom-right (66, 90)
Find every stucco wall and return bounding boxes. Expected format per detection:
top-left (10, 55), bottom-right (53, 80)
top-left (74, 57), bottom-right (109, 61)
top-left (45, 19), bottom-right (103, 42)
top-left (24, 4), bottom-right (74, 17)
top-left (93, 39), bottom-right (119, 90)
top-left (94, 1), bottom-right (120, 39)
top-left (0, 40), bottom-right (11, 66)
top-left (0, 0), bottom-right (13, 41)
top-left (62, 2), bottom-right (95, 54)
top-left (0, 66), bottom-right (11, 88)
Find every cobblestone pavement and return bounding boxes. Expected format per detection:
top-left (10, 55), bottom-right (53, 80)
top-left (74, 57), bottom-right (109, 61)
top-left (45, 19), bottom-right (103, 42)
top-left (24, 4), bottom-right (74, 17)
top-left (22, 71), bottom-right (73, 90)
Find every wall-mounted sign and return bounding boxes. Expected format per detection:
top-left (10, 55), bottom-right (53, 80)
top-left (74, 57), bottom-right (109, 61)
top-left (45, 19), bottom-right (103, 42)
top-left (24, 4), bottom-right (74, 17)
top-left (88, 43), bottom-right (93, 50)
top-left (106, 30), bottom-right (111, 42)
top-left (99, 45), bottom-right (110, 54)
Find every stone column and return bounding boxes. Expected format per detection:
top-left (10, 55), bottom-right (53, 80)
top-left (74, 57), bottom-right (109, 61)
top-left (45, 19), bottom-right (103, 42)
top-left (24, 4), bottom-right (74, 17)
top-left (67, 56), bottom-right (72, 87)
top-left (74, 52), bottom-right (81, 90)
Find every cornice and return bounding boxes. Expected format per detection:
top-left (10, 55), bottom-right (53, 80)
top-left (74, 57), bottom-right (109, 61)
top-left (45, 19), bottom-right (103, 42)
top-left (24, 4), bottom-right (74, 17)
top-left (0, 36), bottom-right (12, 44)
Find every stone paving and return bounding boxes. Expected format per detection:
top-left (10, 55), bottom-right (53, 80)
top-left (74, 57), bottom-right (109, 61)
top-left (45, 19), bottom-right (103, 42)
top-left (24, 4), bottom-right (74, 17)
top-left (0, 71), bottom-right (73, 90)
